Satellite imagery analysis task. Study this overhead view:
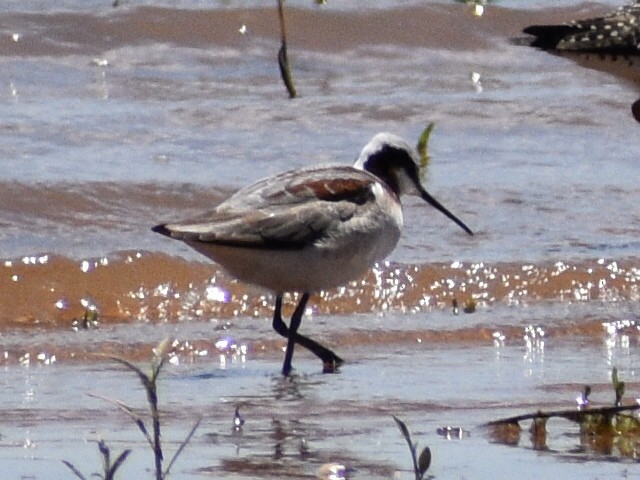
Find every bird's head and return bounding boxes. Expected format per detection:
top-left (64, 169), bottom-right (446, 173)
top-left (354, 132), bottom-right (473, 236)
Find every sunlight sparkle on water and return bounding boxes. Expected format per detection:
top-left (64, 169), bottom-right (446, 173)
top-left (22, 255), bottom-right (48, 265)
top-left (80, 297), bottom-right (97, 311)
top-left (205, 285), bottom-right (230, 303)
top-left (91, 58), bottom-right (109, 67)
top-left (129, 286), bottom-right (146, 300)
top-left (125, 252), bottom-right (143, 263)
top-left (492, 331), bottom-right (505, 347)
top-left (19, 353), bottom-right (30, 367)
top-left (317, 463), bottom-right (347, 480)
top-left (36, 352), bottom-right (56, 365)
top-left (470, 71), bottom-right (483, 93)
top-left (524, 325), bottom-right (545, 366)
top-left (155, 283), bottom-right (170, 297)
top-left (603, 319), bottom-right (639, 336)
top-left (169, 339), bottom-right (211, 364)
top-left (215, 336), bottom-right (248, 368)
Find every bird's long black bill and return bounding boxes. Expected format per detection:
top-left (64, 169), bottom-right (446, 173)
top-left (420, 190), bottom-right (473, 236)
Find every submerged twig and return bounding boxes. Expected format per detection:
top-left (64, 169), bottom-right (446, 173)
top-left (489, 368), bottom-right (640, 457)
top-left (487, 404), bottom-right (640, 426)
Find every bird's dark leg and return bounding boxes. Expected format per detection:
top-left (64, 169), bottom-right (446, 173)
top-left (281, 292), bottom-right (307, 376)
top-left (273, 294), bottom-right (343, 375)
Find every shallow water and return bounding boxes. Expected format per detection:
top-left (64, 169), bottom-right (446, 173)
top-left (1, 1), bottom-right (640, 479)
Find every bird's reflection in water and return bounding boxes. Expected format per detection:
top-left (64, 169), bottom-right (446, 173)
top-left (271, 372), bottom-right (324, 402)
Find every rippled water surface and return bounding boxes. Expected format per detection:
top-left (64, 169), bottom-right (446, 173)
top-left (1, 1), bottom-right (640, 479)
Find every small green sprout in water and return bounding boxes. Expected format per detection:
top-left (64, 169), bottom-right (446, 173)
top-left (393, 415), bottom-right (431, 480)
top-left (416, 123), bottom-right (435, 180)
top-left (63, 439), bottom-right (131, 480)
top-left (91, 339), bottom-right (201, 480)
top-left (72, 308), bottom-right (99, 331)
top-left (612, 366), bottom-right (625, 407)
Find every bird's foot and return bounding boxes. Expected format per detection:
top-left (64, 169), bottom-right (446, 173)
top-left (321, 357), bottom-right (343, 374)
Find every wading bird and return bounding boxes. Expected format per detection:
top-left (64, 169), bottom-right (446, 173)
top-left (153, 133), bottom-right (473, 376)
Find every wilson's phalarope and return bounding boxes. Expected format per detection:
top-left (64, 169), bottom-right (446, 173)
top-left (153, 132), bottom-right (473, 375)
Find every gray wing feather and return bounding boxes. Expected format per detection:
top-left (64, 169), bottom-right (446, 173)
top-left (163, 166), bottom-right (369, 250)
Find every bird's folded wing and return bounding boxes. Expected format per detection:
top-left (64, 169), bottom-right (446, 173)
top-left (160, 166), bottom-right (380, 249)
top-left (164, 200), bottom-right (359, 249)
